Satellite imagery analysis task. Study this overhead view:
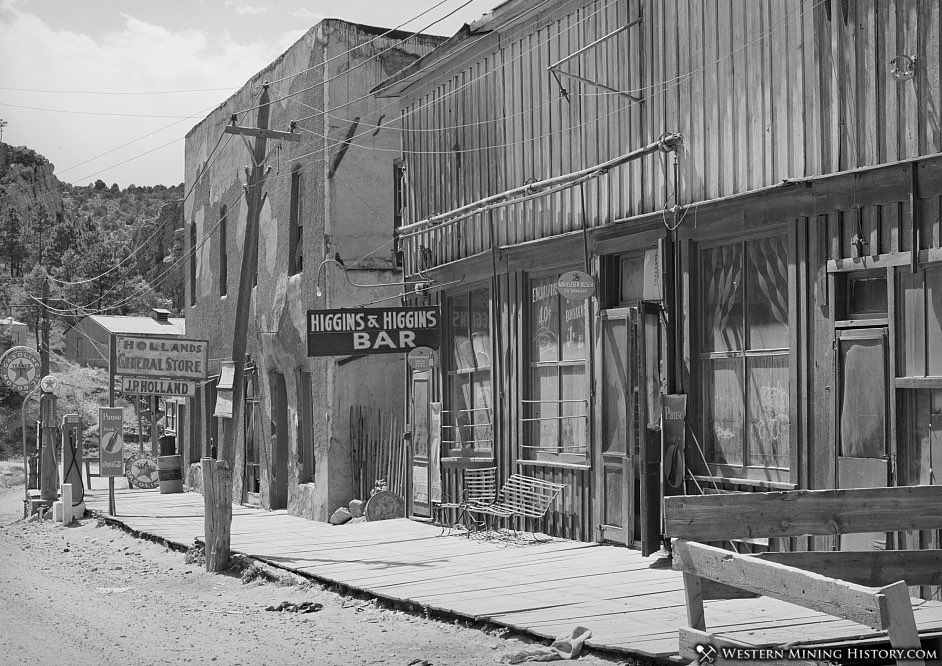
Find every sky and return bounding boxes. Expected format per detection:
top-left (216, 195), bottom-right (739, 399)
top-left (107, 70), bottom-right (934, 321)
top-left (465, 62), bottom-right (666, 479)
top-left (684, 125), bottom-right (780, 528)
top-left (0, 0), bottom-right (496, 187)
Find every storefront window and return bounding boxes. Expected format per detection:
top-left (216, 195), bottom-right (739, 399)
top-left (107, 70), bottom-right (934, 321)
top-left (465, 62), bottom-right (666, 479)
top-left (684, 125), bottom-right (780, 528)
top-left (701, 236), bottom-right (789, 470)
top-left (444, 289), bottom-right (492, 457)
top-left (528, 274), bottom-right (588, 460)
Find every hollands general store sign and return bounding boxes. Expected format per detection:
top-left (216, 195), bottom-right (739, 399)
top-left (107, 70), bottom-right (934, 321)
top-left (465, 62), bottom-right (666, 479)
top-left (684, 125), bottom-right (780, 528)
top-left (114, 335), bottom-right (208, 397)
top-left (307, 306), bottom-right (441, 356)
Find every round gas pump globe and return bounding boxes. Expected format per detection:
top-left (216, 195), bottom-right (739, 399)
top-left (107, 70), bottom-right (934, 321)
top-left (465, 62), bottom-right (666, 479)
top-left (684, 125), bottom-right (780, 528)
top-left (40, 375), bottom-right (59, 393)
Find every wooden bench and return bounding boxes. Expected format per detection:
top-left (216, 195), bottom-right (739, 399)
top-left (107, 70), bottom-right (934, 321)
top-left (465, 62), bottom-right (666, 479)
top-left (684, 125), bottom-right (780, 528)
top-left (664, 485), bottom-right (942, 665)
top-left (464, 473), bottom-right (565, 535)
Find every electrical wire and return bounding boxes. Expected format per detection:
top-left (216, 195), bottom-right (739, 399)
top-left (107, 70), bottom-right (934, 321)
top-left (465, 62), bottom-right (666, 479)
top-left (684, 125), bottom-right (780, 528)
top-left (290, 0), bottom-right (819, 155)
top-left (231, 0), bottom-right (475, 117)
top-left (0, 101), bottom-right (199, 119)
top-left (45, 129), bottom-right (229, 287)
top-left (0, 85), bottom-right (240, 95)
top-left (263, 0), bottom-right (458, 88)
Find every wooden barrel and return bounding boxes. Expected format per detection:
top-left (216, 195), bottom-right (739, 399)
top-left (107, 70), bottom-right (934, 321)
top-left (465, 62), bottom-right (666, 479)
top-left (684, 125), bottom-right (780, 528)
top-left (156, 455), bottom-right (183, 494)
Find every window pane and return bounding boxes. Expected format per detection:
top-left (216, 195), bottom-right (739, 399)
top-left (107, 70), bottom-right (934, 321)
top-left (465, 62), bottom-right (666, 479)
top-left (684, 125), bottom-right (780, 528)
top-left (561, 364), bottom-right (588, 453)
top-left (746, 236), bottom-right (788, 350)
top-left (530, 366), bottom-right (559, 452)
top-left (620, 254), bottom-right (645, 303)
top-left (704, 357), bottom-right (744, 465)
top-left (561, 300), bottom-right (587, 360)
top-left (450, 296), bottom-right (473, 371)
top-left (702, 243), bottom-right (744, 352)
top-left (448, 374), bottom-right (473, 456)
top-left (472, 371), bottom-right (493, 455)
top-left (747, 355), bottom-right (789, 468)
top-left (839, 338), bottom-right (886, 458)
top-left (531, 276), bottom-right (560, 362)
top-left (847, 273), bottom-right (887, 318)
top-left (601, 319), bottom-right (628, 454)
top-left (470, 289), bottom-right (491, 370)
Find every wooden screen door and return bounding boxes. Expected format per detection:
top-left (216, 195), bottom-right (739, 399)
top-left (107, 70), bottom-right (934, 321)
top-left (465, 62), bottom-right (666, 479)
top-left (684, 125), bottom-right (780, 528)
top-left (410, 371), bottom-right (432, 518)
top-left (597, 308), bottom-right (632, 544)
top-left (835, 327), bottom-right (890, 550)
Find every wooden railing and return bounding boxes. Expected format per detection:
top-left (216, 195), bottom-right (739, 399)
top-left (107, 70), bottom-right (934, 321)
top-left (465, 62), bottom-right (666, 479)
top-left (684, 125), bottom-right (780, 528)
top-left (664, 486), bottom-right (942, 666)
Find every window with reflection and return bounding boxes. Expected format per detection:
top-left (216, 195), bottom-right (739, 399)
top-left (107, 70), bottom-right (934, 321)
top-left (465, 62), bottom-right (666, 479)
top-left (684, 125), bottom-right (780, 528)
top-left (700, 235), bottom-right (790, 471)
top-left (444, 288), bottom-right (492, 457)
top-left (528, 274), bottom-right (588, 461)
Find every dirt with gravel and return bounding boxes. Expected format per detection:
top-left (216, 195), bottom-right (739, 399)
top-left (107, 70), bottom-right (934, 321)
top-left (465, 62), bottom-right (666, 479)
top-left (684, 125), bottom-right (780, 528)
top-left (0, 476), bottom-right (631, 666)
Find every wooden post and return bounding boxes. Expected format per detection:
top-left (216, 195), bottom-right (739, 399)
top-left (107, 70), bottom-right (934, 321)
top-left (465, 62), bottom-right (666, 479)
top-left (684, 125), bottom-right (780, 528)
top-left (682, 572), bottom-right (706, 631)
top-left (201, 457), bottom-right (232, 572)
top-left (107, 334), bottom-right (117, 515)
top-left (61, 483), bottom-right (73, 525)
top-left (880, 580), bottom-right (925, 666)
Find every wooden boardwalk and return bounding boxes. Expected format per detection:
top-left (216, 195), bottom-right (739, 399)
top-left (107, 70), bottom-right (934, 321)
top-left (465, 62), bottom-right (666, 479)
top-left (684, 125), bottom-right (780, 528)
top-left (85, 485), bottom-right (942, 662)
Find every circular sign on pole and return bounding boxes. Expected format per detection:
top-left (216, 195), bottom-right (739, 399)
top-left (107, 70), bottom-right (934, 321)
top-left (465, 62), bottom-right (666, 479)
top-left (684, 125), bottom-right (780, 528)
top-left (125, 453), bottom-right (160, 490)
top-left (40, 375), bottom-right (59, 394)
top-left (407, 346), bottom-right (437, 371)
top-left (556, 270), bottom-right (596, 301)
top-left (0, 346), bottom-right (41, 394)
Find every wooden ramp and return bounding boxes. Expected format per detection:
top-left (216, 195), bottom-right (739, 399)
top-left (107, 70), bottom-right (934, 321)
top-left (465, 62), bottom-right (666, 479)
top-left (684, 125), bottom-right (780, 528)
top-left (84, 485), bottom-right (942, 662)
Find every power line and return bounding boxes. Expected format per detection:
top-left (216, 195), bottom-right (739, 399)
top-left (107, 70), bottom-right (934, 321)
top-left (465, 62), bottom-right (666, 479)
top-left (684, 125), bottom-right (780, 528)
top-left (0, 101), bottom-right (201, 119)
top-left (0, 101), bottom-right (220, 206)
top-left (264, 0), bottom-right (458, 89)
top-left (46, 131), bottom-right (230, 288)
top-left (231, 0), bottom-right (476, 117)
top-left (288, 0), bottom-right (820, 159)
top-left (0, 86), bottom-right (240, 95)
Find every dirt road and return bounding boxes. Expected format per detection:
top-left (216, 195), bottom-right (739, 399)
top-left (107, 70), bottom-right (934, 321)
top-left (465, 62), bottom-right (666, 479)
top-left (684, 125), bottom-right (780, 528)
top-left (0, 482), bottom-right (624, 666)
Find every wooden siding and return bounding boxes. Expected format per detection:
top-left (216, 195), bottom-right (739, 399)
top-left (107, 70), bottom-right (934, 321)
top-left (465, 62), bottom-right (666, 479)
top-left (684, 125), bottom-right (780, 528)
top-left (398, 0), bottom-right (942, 274)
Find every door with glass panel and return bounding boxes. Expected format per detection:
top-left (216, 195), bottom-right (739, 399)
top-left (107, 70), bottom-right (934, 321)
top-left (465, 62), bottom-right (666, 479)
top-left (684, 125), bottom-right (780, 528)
top-left (410, 371), bottom-right (432, 518)
top-left (597, 309), bottom-right (632, 544)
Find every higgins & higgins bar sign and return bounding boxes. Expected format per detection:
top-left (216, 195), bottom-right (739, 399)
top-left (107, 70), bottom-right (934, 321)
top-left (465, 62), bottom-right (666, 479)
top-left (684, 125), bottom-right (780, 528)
top-left (307, 306), bottom-right (440, 356)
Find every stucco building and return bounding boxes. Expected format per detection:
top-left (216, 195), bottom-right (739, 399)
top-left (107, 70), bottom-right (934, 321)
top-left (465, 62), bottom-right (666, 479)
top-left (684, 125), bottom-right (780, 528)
top-left (182, 20), bottom-right (443, 519)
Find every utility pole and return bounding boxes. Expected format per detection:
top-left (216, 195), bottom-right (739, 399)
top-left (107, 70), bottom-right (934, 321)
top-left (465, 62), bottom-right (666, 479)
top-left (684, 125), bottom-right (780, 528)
top-left (200, 83), bottom-right (298, 572)
top-left (39, 275), bottom-right (57, 505)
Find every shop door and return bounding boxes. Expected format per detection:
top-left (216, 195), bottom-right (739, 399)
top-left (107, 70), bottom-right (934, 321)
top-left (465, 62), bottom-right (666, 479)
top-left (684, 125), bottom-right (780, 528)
top-left (269, 372), bottom-right (289, 510)
top-left (835, 327), bottom-right (890, 550)
top-left (597, 309), bottom-right (632, 544)
top-left (595, 305), bottom-right (663, 554)
top-left (410, 371), bottom-right (432, 518)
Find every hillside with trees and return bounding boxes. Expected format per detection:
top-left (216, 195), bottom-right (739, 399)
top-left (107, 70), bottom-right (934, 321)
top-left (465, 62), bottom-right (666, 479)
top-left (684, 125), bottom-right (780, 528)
top-left (0, 142), bottom-right (183, 459)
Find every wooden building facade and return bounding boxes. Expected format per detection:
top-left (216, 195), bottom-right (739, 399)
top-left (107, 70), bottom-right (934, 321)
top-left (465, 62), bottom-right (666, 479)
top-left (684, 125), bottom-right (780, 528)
top-left (375, 0), bottom-right (942, 558)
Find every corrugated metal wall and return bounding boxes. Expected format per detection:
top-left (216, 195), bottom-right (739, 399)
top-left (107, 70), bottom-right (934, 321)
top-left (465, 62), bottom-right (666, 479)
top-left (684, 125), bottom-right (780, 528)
top-left (399, 0), bottom-right (942, 274)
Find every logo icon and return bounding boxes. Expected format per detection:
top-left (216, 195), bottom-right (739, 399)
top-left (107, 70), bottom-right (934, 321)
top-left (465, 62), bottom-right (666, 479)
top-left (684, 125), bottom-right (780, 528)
top-left (696, 644), bottom-right (717, 664)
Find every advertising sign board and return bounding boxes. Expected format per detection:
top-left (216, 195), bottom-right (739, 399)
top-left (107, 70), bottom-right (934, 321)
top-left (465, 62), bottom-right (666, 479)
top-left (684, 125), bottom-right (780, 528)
top-left (307, 306), bottom-right (440, 356)
top-left (114, 335), bottom-right (208, 380)
top-left (121, 376), bottom-right (197, 398)
top-left (98, 407), bottom-right (125, 478)
top-left (0, 345), bottom-right (41, 394)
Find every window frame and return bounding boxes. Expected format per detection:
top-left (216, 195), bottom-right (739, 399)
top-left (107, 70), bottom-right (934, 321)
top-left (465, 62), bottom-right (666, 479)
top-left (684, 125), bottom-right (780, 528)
top-left (288, 166), bottom-right (304, 276)
top-left (696, 231), bottom-right (793, 482)
top-left (189, 223), bottom-right (197, 307)
top-left (218, 205), bottom-right (228, 296)
top-left (443, 285), bottom-right (494, 460)
top-left (524, 267), bottom-right (590, 464)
